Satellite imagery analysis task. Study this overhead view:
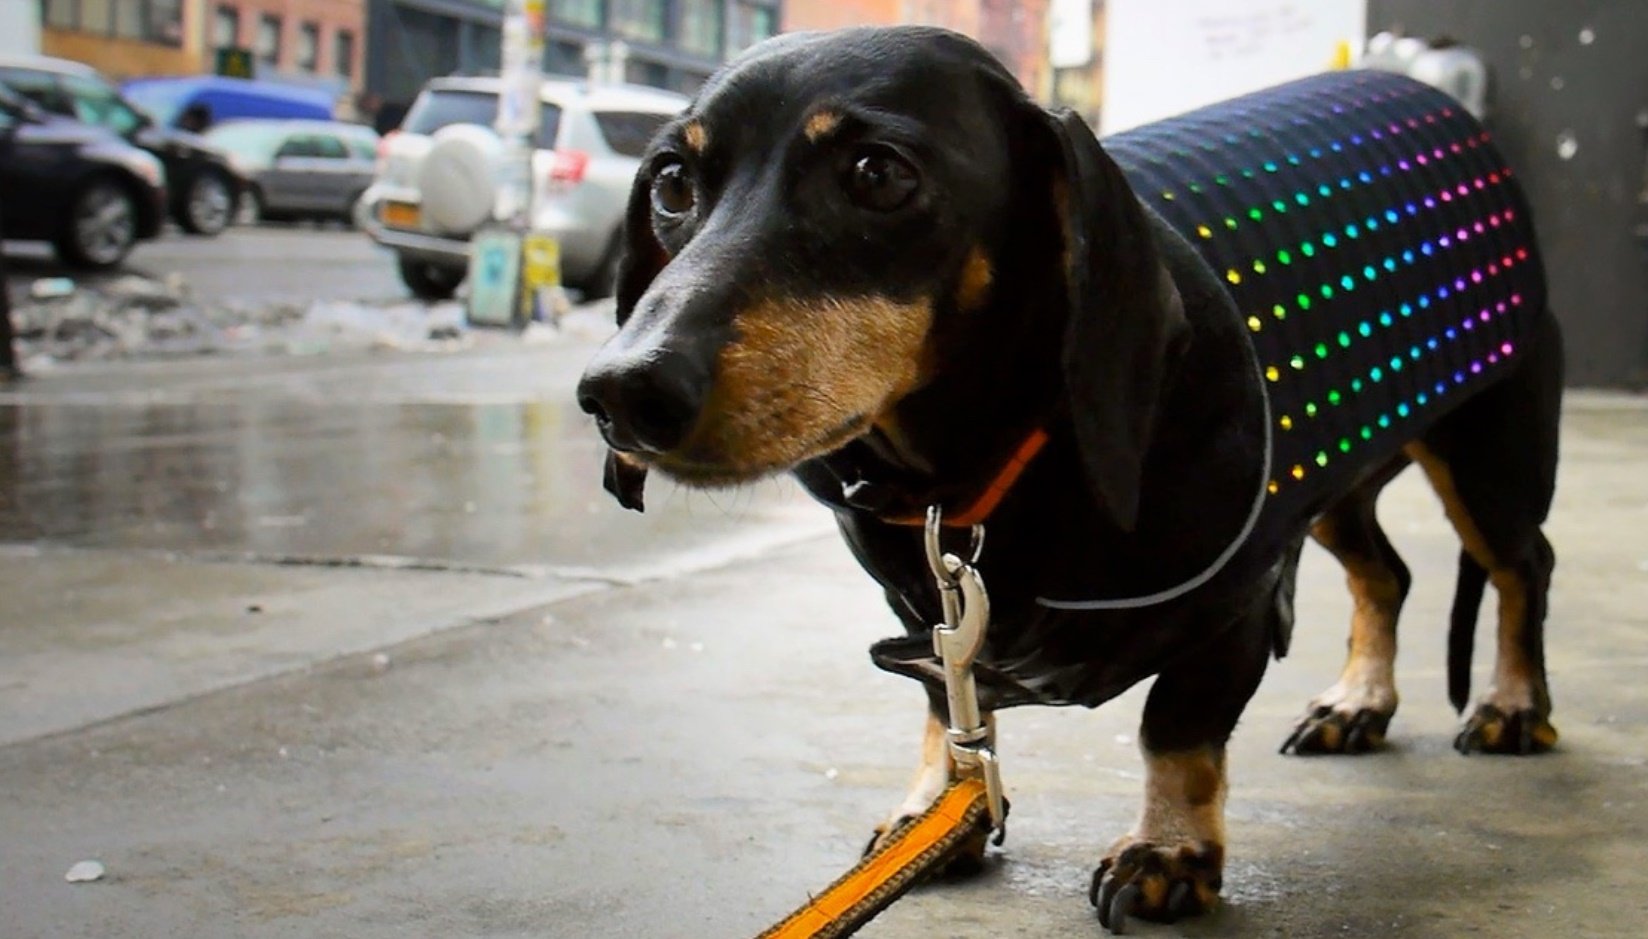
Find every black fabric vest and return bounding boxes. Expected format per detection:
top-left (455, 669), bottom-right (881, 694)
top-left (1106, 69), bottom-right (1546, 524)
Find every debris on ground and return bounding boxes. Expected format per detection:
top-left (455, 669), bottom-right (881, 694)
top-left (8, 271), bottom-right (487, 364)
top-left (6, 274), bottom-right (615, 368)
top-left (64, 860), bottom-right (105, 883)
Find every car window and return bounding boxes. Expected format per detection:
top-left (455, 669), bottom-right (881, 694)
top-left (401, 89), bottom-right (498, 135)
top-left (533, 105), bottom-right (562, 149)
top-left (401, 87), bottom-right (565, 149)
top-left (347, 136), bottom-right (376, 160)
top-left (0, 68), bottom-right (68, 115)
top-left (592, 111), bottom-right (671, 157)
top-left (275, 134), bottom-right (320, 158)
top-left (61, 75), bottom-right (146, 135)
top-left (311, 135), bottom-right (348, 159)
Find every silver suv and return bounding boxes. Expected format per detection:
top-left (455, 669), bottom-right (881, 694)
top-left (361, 76), bottom-right (687, 300)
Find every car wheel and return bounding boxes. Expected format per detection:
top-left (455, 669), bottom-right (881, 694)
top-left (342, 190), bottom-right (367, 229)
top-left (398, 255), bottom-right (465, 301)
top-left (55, 179), bottom-right (139, 270)
top-left (239, 186), bottom-right (265, 226)
top-left (178, 169), bottom-right (235, 235)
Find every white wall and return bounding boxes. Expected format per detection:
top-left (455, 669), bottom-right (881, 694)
top-left (0, 0), bottom-right (41, 57)
top-left (1101, 0), bottom-right (1367, 134)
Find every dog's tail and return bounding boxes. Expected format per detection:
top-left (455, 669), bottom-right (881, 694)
top-left (1447, 550), bottom-right (1488, 713)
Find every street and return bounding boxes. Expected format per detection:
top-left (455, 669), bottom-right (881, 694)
top-left (1, 297), bottom-right (1646, 937)
top-left (4, 224), bottom-right (405, 308)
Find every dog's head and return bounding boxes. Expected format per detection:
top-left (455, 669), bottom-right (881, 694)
top-left (578, 26), bottom-right (1184, 529)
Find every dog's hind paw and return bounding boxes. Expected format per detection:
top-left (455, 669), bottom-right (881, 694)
top-left (1280, 704), bottom-right (1393, 755)
top-left (1455, 703), bottom-right (1558, 755)
top-left (1090, 838), bottom-right (1222, 934)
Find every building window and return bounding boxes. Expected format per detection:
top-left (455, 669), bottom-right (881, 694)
top-left (728, 1), bottom-right (778, 53)
top-left (214, 5), bottom-right (240, 48)
top-left (44, 0), bottom-right (79, 30)
top-left (610, 0), bottom-right (666, 44)
top-left (678, 0), bottom-right (722, 58)
top-left (40, 0), bottom-right (182, 47)
top-left (335, 29), bottom-right (356, 78)
top-left (543, 39), bottom-right (583, 77)
top-left (550, 0), bottom-right (601, 29)
top-left (256, 13), bottom-right (282, 65)
top-left (297, 22), bottom-right (319, 72)
top-left (114, 0), bottom-right (144, 38)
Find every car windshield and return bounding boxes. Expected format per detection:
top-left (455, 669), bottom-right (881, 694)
top-left (401, 87), bottom-right (563, 148)
top-left (206, 122), bottom-right (290, 161)
top-left (62, 75), bottom-right (148, 135)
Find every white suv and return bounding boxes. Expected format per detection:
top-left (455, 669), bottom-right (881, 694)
top-left (362, 76), bottom-right (687, 300)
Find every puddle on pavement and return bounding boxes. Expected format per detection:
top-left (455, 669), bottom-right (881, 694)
top-left (0, 398), bottom-right (822, 571)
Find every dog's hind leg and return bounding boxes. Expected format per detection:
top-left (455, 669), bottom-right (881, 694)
top-left (1405, 311), bottom-right (1563, 754)
top-left (1282, 458), bottom-right (1412, 755)
top-left (1091, 602), bottom-right (1272, 931)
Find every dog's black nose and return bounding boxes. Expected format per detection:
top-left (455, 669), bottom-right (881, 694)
top-left (577, 350), bottom-right (707, 454)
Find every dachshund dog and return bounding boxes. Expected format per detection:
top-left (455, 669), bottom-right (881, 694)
top-left (577, 26), bottom-right (1562, 931)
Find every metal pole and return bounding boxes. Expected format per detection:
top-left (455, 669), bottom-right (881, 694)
top-left (467, 0), bottom-right (563, 330)
top-left (494, 0), bottom-right (545, 228)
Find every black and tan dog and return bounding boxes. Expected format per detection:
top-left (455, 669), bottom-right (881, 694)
top-left (577, 27), bottom-right (1562, 930)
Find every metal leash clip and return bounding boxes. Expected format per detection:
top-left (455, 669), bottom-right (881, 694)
top-left (924, 505), bottom-right (1006, 838)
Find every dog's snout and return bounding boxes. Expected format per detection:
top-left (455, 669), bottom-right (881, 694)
top-left (577, 350), bottom-right (707, 454)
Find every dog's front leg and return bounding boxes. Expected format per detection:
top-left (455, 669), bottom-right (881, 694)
top-left (1092, 609), bottom-right (1272, 931)
top-left (865, 704), bottom-right (997, 874)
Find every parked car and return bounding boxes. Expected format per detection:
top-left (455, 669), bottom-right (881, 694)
top-left (122, 75), bottom-right (336, 127)
top-left (0, 84), bottom-right (166, 268)
top-left (361, 76), bottom-right (687, 300)
top-left (206, 119), bottom-right (379, 224)
top-left (0, 55), bottom-right (243, 236)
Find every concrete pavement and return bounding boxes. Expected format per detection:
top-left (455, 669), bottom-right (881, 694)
top-left (2, 341), bottom-right (1646, 938)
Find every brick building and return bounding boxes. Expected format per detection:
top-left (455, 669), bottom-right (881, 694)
top-left (39, 0), bottom-right (207, 78)
top-left (782, 0), bottom-right (1052, 101)
top-left (208, 1), bottom-right (365, 95)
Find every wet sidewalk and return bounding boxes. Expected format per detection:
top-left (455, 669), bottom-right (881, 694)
top-left (1, 345), bottom-right (1645, 937)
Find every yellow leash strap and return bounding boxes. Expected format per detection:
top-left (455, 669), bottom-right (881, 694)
top-left (754, 778), bottom-right (990, 939)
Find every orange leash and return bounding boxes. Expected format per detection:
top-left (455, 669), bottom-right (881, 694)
top-left (754, 778), bottom-right (991, 939)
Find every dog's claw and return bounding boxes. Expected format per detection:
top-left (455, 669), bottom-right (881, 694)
top-left (1167, 881), bottom-right (1195, 919)
top-left (1105, 883), bottom-right (1140, 934)
top-left (1453, 703), bottom-right (1558, 755)
top-left (1281, 704), bottom-right (1392, 755)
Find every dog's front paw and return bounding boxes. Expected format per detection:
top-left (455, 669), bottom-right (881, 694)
top-left (1089, 836), bottom-right (1223, 933)
top-left (1455, 702), bottom-right (1558, 755)
top-left (1281, 702), bottom-right (1393, 755)
top-left (862, 796), bottom-right (1005, 879)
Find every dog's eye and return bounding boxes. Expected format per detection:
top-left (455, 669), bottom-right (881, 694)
top-left (844, 148), bottom-right (919, 212)
top-left (651, 161), bottom-right (696, 217)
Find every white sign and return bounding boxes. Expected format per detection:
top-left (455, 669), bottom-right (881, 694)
top-left (1102, 0), bottom-right (1367, 133)
top-left (1048, 0), bottom-right (1094, 70)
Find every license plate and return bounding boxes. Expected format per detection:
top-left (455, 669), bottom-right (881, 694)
top-left (381, 201), bottom-right (420, 229)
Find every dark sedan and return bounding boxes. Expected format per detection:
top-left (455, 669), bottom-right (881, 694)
top-left (0, 55), bottom-right (243, 236)
top-left (0, 85), bottom-right (167, 268)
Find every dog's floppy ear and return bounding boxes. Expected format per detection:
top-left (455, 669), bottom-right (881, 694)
top-left (613, 160), bottom-right (670, 327)
top-left (1046, 109), bottom-right (1188, 532)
